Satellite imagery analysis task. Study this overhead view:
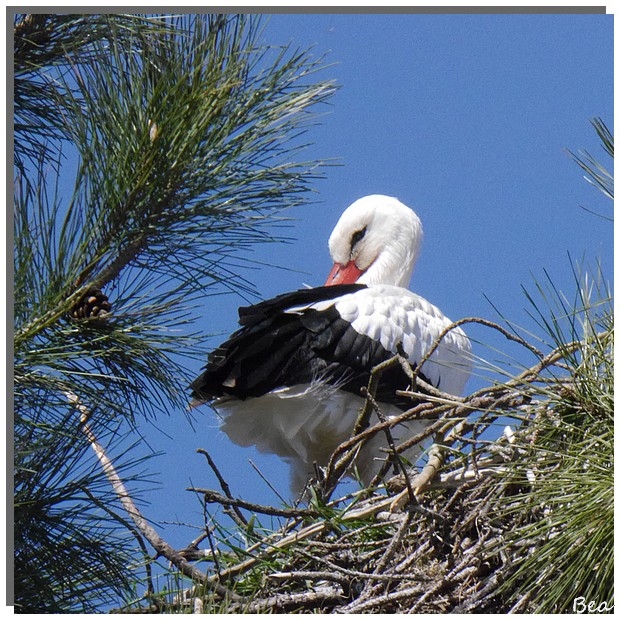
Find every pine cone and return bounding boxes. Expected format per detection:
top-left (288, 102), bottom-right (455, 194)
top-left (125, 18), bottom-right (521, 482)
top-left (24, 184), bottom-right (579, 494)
top-left (70, 288), bottom-right (112, 325)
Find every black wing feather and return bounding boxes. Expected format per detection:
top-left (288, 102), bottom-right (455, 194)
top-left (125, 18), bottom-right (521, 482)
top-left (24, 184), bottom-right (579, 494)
top-left (190, 284), bottom-right (432, 408)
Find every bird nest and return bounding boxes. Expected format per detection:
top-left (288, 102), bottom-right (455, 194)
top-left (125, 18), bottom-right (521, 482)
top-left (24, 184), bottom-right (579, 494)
top-left (99, 325), bottom-right (611, 614)
top-left (174, 383), bottom-right (554, 614)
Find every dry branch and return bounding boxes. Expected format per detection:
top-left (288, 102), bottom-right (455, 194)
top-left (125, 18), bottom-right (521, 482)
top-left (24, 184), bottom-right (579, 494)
top-left (66, 391), bottom-right (244, 606)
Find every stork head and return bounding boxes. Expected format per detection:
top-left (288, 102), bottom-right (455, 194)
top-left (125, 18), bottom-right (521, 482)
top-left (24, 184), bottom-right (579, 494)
top-left (325, 195), bottom-right (423, 288)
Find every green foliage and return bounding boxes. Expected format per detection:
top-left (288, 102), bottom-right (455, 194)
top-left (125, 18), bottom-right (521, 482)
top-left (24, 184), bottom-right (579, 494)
top-left (568, 117), bottom-right (613, 210)
top-left (13, 12), bottom-right (335, 612)
top-left (14, 14), bottom-right (159, 170)
top-left (14, 426), bottom-right (150, 613)
top-left (490, 130), bottom-right (614, 613)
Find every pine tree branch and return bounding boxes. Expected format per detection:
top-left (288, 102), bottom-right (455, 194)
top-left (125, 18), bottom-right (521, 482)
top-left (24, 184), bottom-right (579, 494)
top-left (66, 390), bottom-right (243, 603)
top-left (14, 15), bottom-right (338, 609)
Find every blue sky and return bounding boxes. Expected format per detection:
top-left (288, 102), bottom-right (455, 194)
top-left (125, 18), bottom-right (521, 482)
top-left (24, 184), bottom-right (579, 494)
top-left (115, 13), bottom-right (613, 557)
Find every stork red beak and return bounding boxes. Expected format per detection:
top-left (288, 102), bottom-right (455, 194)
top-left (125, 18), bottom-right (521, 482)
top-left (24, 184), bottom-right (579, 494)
top-left (325, 261), bottom-right (364, 285)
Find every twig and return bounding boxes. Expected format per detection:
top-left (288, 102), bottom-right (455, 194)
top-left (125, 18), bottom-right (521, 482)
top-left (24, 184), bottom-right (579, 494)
top-left (337, 583), bottom-right (428, 614)
top-left (268, 570), bottom-right (350, 589)
top-left (368, 416), bottom-right (448, 487)
top-left (360, 386), bottom-right (418, 504)
top-left (83, 233), bottom-right (148, 291)
top-left (406, 531), bottom-right (490, 613)
top-left (411, 317), bottom-right (545, 386)
top-left (81, 486), bottom-right (156, 601)
top-left (189, 487), bottom-right (320, 519)
top-left (506, 592), bottom-right (532, 613)
top-left (249, 458), bottom-right (288, 504)
top-left (196, 448), bottom-right (248, 527)
top-left (228, 586), bottom-right (347, 613)
top-left (177, 530), bottom-right (219, 563)
top-left (293, 546), bottom-right (430, 584)
top-left (207, 476), bottom-right (441, 586)
top-left (355, 509), bottom-right (414, 603)
top-left (324, 400), bottom-right (436, 495)
top-left (430, 464), bottom-right (509, 488)
top-left (352, 353), bottom-right (405, 436)
top-left (321, 347), bottom-right (432, 496)
top-left (388, 439), bottom-right (449, 512)
top-left (66, 391), bottom-right (243, 603)
top-left (205, 489), bottom-right (386, 584)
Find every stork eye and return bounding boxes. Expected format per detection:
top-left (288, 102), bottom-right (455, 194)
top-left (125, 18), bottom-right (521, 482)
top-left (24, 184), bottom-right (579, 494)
top-left (351, 226), bottom-right (367, 248)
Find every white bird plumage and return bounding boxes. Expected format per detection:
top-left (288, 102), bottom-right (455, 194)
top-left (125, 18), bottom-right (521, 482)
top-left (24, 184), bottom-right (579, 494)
top-left (190, 194), bottom-right (472, 495)
top-left (326, 194), bottom-right (423, 288)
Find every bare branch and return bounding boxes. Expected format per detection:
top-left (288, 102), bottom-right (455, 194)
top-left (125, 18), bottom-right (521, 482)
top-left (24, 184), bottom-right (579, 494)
top-left (196, 448), bottom-right (249, 527)
top-left (189, 487), bottom-right (320, 519)
top-left (66, 391), bottom-right (243, 603)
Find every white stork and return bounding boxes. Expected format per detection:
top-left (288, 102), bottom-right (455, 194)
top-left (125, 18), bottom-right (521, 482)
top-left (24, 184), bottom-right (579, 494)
top-left (190, 195), bottom-right (472, 494)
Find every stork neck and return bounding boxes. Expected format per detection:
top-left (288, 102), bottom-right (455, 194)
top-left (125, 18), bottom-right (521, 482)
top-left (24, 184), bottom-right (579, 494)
top-left (358, 247), bottom-right (416, 287)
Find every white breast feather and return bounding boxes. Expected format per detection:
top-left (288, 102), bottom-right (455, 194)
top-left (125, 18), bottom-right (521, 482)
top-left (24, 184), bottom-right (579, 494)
top-left (216, 385), bottom-right (430, 495)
